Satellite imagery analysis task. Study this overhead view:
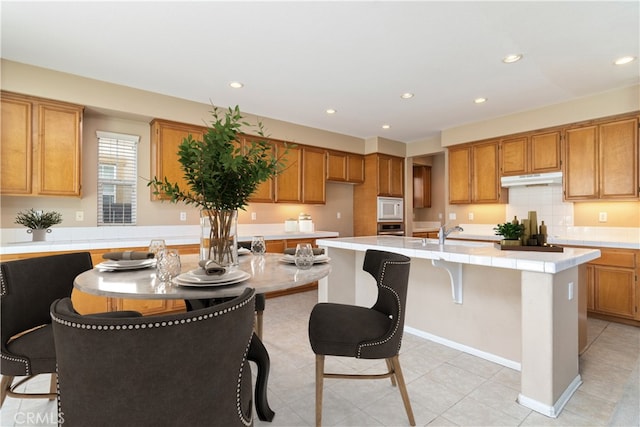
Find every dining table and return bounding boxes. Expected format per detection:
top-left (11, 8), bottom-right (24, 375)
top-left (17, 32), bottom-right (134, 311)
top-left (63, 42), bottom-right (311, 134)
top-left (73, 252), bottom-right (331, 422)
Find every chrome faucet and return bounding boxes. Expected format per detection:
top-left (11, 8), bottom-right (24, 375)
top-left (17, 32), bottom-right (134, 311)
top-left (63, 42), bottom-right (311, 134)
top-left (439, 224), bottom-right (464, 245)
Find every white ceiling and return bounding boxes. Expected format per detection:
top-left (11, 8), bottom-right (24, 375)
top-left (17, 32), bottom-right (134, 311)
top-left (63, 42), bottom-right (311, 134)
top-left (2, 1), bottom-right (639, 143)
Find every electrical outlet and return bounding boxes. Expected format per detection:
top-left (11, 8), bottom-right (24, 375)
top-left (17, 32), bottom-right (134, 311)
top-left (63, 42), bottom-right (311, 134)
top-left (336, 212), bottom-right (341, 219)
top-left (179, 212), bottom-right (187, 221)
top-left (568, 282), bottom-right (574, 300)
top-left (75, 211), bottom-right (84, 221)
top-left (468, 212), bottom-right (474, 221)
top-left (251, 212), bottom-right (257, 221)
top-left (438, 213), bottom-right (443, 220)
top-left (598, 212), bottom-right (607, 222)
top-left (449, 212), bottom-right (457, 220)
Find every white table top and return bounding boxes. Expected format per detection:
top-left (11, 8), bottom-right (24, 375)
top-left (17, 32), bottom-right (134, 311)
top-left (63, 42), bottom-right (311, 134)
top-left (74, 253), bottom-right (331, 300)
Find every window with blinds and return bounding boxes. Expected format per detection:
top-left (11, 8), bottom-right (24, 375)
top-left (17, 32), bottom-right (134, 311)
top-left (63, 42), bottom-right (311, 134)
top-left (97, 131), bottom-right (139, 226)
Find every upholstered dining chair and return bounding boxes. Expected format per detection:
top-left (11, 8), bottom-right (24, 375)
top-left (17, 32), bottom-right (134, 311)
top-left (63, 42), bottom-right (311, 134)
top-left (51, 287), bottom-right (256, 427)
top-left (0, 252), bottom-right (141, 407)
top-left (308, 249), bottom-right (415, 426)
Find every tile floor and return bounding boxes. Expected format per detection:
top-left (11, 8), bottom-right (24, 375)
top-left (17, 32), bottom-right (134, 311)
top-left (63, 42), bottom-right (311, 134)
top-left (1, 290), bottom-right (638, 426)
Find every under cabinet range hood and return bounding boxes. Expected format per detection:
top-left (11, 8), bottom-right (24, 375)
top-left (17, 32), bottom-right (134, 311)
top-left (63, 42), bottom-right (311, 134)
top-left (500, 171), bottom-right (563, 187)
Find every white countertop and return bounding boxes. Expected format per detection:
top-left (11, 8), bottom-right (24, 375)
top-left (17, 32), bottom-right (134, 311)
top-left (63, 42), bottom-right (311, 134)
top-left (316, 236), bottom-right (600, 274)
top-left (0, 224), bottom-right (339, 256)
top-left (441, 224), bottom-right (640, 250)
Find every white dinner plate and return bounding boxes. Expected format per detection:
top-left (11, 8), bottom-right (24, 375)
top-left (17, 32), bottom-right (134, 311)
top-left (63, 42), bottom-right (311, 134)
top-left (238, 247), bottom-right (251, 255)
top-left (279, 254), bottom-right (331, 264)
top-left (175, 269), bottom-right (251, 286)
top-left (96, 259), bottom-right (156, 271)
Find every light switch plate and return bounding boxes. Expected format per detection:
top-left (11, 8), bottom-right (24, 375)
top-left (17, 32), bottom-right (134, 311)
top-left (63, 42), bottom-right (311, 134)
top-left (449, 213), bottom-right (457, 220)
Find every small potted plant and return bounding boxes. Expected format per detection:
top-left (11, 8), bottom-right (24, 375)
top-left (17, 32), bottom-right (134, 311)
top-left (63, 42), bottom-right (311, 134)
top-left (15, 209), bottom-right (63, 241)
top-left (494, 222), bottom-right (524, 246)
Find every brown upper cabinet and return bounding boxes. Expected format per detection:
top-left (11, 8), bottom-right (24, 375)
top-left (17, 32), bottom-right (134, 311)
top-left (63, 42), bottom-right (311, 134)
top-left (1, 91), bottom-right (83, 197)
top-left (376, 154), bottom-right (404, 197)
top-left (301, 146), bottom-right (326, 204)
top-left (245, 135), bottom-right (275, 203)
top-left (326, 150), bottom-right (364, 183)
top-left (413, 165), bottom-right (431, 208)
top-left (150, 119), bottom-right (206, 200)
top-left (448, 146), bottom-right (471, 204)
top-left (501, 131), bottom-right (561, 176)
top-left (564, 116), bottom-right (639, 201)
top-left (273, 142), bottom-right (327, 204)
top-left (274, 141), bottom-right (302, 203)
top-left (449, 140), bottom-right (506, 204)
top-left (149, 122), bottom-right (327, 205)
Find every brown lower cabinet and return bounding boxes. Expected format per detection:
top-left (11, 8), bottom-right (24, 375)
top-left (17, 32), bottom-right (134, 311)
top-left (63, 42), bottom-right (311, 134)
top-left (1, 238), bottom-right (318, 316)
top-left (412, 231), bottom-right (439, 239)
top-left (586, 247), bottom-right (639, 325)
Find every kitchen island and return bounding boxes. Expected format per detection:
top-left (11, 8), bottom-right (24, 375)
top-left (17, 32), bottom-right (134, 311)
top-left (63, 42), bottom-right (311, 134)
top-left (315, 236), bottom-right (600, 418)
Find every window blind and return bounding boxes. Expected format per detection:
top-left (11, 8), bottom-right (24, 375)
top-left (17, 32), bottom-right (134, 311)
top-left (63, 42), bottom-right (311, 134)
top-left (96, 131), bottom-right (139, 226)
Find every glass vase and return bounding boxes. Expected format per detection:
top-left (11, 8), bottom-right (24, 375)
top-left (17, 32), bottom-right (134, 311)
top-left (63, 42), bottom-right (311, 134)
top-left (200, 209), bottom-right (238, 267)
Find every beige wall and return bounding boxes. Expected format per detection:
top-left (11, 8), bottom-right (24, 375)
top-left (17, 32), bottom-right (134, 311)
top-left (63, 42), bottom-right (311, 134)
top-left (406, 84), bottom-right (640, 229)
top-left (574, 201), bottom-right (640, 228)
top-left (411, 153), bottom-right (446, 223)
top-left (0, 60), bottom-right (360, 236)
top-left (440, 84), bottom-right (640, 147)
top-left (2, 60), bottom-right (638, 233)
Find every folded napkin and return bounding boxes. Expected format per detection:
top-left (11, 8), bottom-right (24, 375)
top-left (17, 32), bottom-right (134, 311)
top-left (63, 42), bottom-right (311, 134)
top-left (198, 260), bottom-right (227, 276)
top-left (283, 248), bottom-right (324, 256)
top-left (102, 251), bottom-right (154, 261)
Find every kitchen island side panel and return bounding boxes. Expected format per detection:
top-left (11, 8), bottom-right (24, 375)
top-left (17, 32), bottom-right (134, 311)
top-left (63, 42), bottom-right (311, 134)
top-left (405, 261), bottom-right (522, 364)
top-left (321, 246), bottom-right (523, 364)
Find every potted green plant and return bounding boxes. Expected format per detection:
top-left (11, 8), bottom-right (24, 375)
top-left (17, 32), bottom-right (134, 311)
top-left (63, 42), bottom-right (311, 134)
top-left (494, 222), bottom-right (525, 246)
top-left (15, 209), bottom-right (63, 241)
top-left (149, 105), bottom-right (287, 266)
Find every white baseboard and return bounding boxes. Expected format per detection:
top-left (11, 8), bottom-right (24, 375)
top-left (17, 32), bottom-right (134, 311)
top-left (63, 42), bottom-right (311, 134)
top-left (517, 375), bottom-right (582, 418)
top-left (404, 325), bottom-right (521, 371)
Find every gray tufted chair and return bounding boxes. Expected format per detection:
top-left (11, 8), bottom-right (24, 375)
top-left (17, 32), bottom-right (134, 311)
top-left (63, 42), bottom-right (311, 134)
top-left (51, 287), bottom-right (256, 427)
top-left (0, 252), bottom-right (141, 407)
top-left (308, 249), bottom-right (415, 426)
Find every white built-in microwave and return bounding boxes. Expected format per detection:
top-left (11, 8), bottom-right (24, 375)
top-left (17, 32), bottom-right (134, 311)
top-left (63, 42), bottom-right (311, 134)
top-left (377, 197), bottom-right (404, 222)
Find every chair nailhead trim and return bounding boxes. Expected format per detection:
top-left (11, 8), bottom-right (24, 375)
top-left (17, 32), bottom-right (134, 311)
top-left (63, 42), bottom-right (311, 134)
top-left (236, 334), bottom-right (253, 426)
top-left (357, 259), bottom-right (409, 358)
top-left (0, 268), bottom-right (7, 297)
top-left (51, 295), bottom-right (253, 330)
top-left (0, 353), bottom-right (30, 375)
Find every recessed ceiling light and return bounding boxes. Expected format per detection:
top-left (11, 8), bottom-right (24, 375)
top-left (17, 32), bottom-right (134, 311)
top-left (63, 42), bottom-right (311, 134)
top-left (400, 93), bottom-right (414, 99)
top-left (325, 108), bottom-right (337, 114)
top-left (382, 124), bottom-right (391, 129)
top-left (229, 81), bottom-right (244, 89)
top-left (502, 54), bottom-right (523, 64)
top-left (474, 97), bottom-right (488, 104)
top-left (614, 56), bottom-right (636, 65)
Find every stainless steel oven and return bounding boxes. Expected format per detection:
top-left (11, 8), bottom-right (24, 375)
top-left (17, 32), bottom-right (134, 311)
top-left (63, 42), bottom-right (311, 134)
top-left (377, 222), bottom-right (405, 236)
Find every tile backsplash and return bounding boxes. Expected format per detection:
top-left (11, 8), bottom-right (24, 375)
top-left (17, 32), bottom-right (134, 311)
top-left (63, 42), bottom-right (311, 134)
top-left (505, 186), bottom-right (573, 236)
